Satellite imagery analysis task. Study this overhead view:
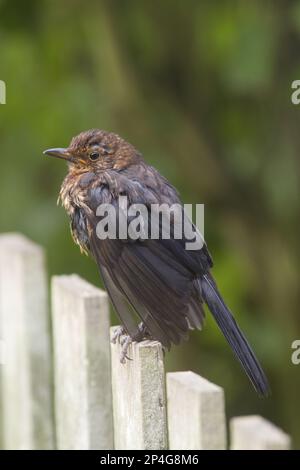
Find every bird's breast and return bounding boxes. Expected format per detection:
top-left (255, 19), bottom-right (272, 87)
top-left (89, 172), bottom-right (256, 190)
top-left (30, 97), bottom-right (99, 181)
top-left (59, 171), bottom-right (97, 216)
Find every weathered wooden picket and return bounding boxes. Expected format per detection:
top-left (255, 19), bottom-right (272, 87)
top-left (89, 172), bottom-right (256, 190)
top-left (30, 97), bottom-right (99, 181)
top-left (0, 233), bottom-right (292, 450)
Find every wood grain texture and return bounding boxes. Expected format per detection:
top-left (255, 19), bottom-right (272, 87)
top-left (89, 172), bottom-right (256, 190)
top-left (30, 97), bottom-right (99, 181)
top-left (52, 274), bottom-right (113, 449)
top-left (110, 326), bottom-right (167, 450)
top-left (0, 233), bottom-right (54, 449)
top-left (230, 415), bottom-right (291, 450)
top-left (167, 371), bottom-right (226, 450)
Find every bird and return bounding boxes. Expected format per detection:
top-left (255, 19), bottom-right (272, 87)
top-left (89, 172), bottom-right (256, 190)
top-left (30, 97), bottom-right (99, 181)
top-left (44, 129), bottom-right (269, 396)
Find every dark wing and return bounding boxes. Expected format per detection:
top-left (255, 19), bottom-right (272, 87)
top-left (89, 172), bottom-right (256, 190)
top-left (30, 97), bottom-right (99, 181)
top-left (84, 163), bottom-right (212, 348)
top-left (79, 163), bottom-right (269, 395)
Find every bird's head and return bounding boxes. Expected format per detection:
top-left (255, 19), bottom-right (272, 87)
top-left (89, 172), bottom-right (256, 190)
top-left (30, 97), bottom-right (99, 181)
top-left (44, 129), bottom-right (140, 172)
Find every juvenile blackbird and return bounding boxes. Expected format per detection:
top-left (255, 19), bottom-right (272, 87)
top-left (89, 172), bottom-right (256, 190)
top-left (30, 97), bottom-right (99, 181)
top-left (44, 129), bottom-right (269, 396)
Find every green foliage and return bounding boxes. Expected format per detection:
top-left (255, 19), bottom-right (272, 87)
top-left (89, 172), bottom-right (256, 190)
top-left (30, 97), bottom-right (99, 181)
top-left (1, 0), bottom-right (300, 446)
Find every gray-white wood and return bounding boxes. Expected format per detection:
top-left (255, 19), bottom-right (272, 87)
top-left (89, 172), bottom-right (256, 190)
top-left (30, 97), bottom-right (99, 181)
top-left (167, 371), bottom-right (226, 450)
top-left (52, 275), bottom-right (113, 450)
top-left (110, 326), bottom-right (167, 450)
top-left (0, 233), bottom-right (54, 449)
top-left (230, 415), bottom-right (291, 450)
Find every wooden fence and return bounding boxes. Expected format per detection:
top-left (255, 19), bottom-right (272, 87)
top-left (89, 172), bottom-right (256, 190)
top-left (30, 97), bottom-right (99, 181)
top-left (0, 233), bottom-right (292, 450)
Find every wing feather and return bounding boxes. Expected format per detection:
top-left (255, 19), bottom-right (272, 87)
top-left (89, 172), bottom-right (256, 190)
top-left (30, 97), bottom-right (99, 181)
top-left (83, 165), bottom-right (210, 347)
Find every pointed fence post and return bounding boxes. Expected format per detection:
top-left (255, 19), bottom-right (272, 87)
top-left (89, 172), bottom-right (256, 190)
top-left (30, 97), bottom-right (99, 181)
top-left (51, 274), bottom-right (113, 450)
top-left (110, 326), bottom-right (168, 450)
top-left (167, 371), bottom-right (227, 450)
top-left (230, 415), bottom-right (291, 450)
top-left (0, 233), bottom-right (54, 449)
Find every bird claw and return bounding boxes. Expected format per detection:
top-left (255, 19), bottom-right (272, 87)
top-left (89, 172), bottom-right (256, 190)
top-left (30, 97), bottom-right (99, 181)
top-left (111, 323), bottom-right (152, 364)
top-left (111, 325), bottom-right (127, 344)
top-left (111, 327), bottom-right (133, 363)
top-left (119, 336), bottom-right (134, 364)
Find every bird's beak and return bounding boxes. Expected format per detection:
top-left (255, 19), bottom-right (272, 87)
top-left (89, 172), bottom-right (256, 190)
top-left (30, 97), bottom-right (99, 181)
top-left (43, 148), bottom-right (73, 162)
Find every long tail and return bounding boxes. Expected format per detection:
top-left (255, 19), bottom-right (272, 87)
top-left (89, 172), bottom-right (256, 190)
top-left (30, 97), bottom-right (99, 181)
top-left (201, 273), bottom-right (270, 396)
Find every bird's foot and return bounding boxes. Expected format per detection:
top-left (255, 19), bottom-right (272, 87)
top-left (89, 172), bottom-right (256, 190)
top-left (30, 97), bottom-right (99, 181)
top-left (119, 334), bottom-right (133, 364)
top-left (111, 323), bottom-right (152, 364)
top-left (135, 323), bottom-right (167, 356)
top-left (111, 325), bottom-right (127, 345)
top-left (111, 326), bottom-right (134, 363)
top-left (135, 322), bottom-right (152, 341)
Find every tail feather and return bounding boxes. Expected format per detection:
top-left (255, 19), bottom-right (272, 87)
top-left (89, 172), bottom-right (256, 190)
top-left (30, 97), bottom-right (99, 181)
top-left (201, 274), bottom-right (270, 396)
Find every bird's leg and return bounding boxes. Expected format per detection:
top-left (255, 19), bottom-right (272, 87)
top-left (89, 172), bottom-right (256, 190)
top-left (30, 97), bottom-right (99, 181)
top-left (134, 323), bottom-right (168, 357)
top-left (112, 322), bottom-right (152, 364)
top-left (134, 322), bottom-right (152, 341)
top-left (120, 322), bottom-right (155, 363)
top-left (136, 323), bottom-right (169, 355)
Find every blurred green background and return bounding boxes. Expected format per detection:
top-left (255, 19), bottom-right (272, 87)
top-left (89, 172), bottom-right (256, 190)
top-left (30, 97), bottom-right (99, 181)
top-left (1, 0), bottom-right (300, 447)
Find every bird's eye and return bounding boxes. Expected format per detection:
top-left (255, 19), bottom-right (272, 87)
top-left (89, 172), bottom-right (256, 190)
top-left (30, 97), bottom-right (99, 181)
top-left (89, 151), bottom-right (100, 161)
